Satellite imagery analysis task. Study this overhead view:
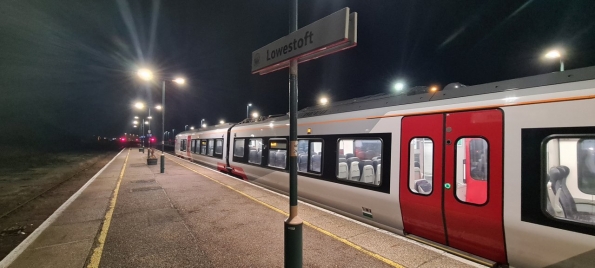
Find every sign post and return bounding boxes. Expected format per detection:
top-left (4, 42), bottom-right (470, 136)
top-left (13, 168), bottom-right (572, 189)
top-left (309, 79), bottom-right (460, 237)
top-left (252, 4), bottom-right (357, 267)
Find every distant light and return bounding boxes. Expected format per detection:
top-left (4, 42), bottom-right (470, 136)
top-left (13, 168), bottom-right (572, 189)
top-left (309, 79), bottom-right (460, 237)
top-left (269, 122), bottom-right (274, 128)
top-left (219, 120), bottom-right (225, 124)
top-left (147, 116), bottom-right (152, 119)
top-left (202, 124), bottom-right (207, 128)
top-left (134, 116), bottom-right (139, 119)
top-left (173, 77), bottom-right (185, 84)
top-left (155, 105), bottom-right (162, 110)
top-left (137, 68), bottom-right (153, 81)
top-left (393, 82), bottom-right (405, 91)
top-left (133, 125), bottom-right (137, 128)
top-left (135, 102), bottom-right (145, 109)
top-left (145, 121), bottom-right (149, 125)
top-left (252, 112), bottom-right (259, 118)
top-left (285, 123), bottom-right (290, 126)
top-left (248, 103), bottom-right (252, 107)
top-left (190, 126), bottom-right (195, 130)
top-left (319, 97), bottom-right (329, 105)
top-left (545, 50), bottom-right (561, 59)
top-left (454, 85), bottom-right (459, 88)
top-left (430, 86), bottom-right (438, 92)
top-left (133, 120), bottom-right (138, 124)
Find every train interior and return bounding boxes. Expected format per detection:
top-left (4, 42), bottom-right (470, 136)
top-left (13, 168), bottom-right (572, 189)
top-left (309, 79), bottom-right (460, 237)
top-left (337, 139), bottom-right (382, 185)
top-left (546, 138), bottom-right (595, 224)
top-left (409, 138), bottom-right (433, 194)
top-left (297, 140), bottom-right (323, 173)
top-left (408, 137), bottom-right (489, 205)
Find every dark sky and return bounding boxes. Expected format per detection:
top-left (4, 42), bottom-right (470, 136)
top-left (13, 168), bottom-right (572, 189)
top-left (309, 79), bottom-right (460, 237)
top-left (1, 0), bottom-right (594, 145)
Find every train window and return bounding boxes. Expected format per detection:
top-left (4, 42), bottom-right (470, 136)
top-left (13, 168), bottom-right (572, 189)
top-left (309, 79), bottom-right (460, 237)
top-left (544, 137), bottom-right (595, 225)
top-left (248, 138), bottom-right (263, 164)
top-left (234, 139), bottom-right (245, 157)
top-left (207, 139), bottom-right (215, 156)
top-left (310, 141), bottom-right (323, 173)
top-left (200, 140), bottom-right (207, 155)
top-left (268, 139), bottom-right (287, 169)
top-left (215, 139), bottom-right (223, 155)
top-left (181, 139), bottom-right (186, 151)
top-left (455, 138), bottom-right (488, 205)
top-left (409, 138), bottom-right (433, 195)
top-left (337, 139), bottom-right (382, 185)
top-left (297, 140), bottom-right (309, 172)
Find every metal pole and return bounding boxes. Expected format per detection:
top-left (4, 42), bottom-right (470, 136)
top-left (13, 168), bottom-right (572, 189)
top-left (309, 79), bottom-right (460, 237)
top-left (285, 0), bottom-right (302, 267)
top-left (161, 80), bottom-right (166, 173)
top-left (246, 105), bottom-right (249, 119)
top-left (560, 58), bottom-right (565, 72)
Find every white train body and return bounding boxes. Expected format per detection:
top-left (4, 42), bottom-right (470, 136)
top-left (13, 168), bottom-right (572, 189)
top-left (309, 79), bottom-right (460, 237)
top-left (175, 66), bottom-right (595, 267)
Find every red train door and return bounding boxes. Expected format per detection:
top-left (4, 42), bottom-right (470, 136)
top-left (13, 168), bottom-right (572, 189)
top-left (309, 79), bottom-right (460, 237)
top-left (400, 114), bottom-right (446, 244)
top-left (400, 109), bottom-right (506, 264)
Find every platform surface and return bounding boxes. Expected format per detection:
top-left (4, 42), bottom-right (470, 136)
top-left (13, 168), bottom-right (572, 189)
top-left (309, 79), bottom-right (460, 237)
top-left (3, 148), bottom-right (483, 268)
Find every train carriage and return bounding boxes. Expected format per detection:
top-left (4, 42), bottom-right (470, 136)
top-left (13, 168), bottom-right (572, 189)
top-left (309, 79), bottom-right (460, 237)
top-left (175, 66), bottom-right (595, 267)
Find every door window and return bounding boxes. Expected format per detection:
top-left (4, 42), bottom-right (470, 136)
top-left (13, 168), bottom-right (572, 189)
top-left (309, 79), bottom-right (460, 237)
top-left (455, 138), bottom-right (488, 205)
top-left (409, 138), bottom-right (433, 195)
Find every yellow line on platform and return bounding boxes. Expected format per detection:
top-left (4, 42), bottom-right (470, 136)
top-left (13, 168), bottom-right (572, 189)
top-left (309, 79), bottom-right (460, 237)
top-left (87, 149), bottom-right (130, 268)
top-left (167, 156), bottom-right (404, 268)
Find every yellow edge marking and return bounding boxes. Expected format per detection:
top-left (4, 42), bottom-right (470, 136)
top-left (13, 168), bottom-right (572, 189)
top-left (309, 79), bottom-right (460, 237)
top-left (87, 149), bottom-right (130, 268)
top-left (167, 155), bottom-right (404, 268)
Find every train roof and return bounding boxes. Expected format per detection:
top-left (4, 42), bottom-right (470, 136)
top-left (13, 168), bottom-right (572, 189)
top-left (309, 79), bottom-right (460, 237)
top-left (178, 123), bottom-right (234, 136)
top-left (178, 65), bottom-right (595, 133)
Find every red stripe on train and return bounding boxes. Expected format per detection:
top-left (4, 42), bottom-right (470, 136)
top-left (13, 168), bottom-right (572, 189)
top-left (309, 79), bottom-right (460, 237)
top-left (230, 166), bottom-right (247, 180)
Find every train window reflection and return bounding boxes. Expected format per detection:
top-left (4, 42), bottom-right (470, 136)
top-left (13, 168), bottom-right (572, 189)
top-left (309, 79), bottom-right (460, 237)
top-left (208, 139), bottom-right (214, 156)
top-left (233, 139), bottom-right (245, 157)
top-left (409, 138), bottom-right (433, 195)
top-left (248, 138), bottom-right (263, 164)
top-left (200, 140), bottom-right (207, 155)
top-left (215, 139), bottom-right (223, 154)
top-left (180, 139), bottom-right (186, 151)
top-left (297, 140), bottom-right (309, 172)
top-left (310, 141), bottom-right (323, 173)
top-left (268, 139), bottom-right (287, 169)
top-left (544, 137), bottom-right (595, 225)
top-left (455, 138), bottom-right (488, 205)
top-left (337, 139), bottom-right (382, 185)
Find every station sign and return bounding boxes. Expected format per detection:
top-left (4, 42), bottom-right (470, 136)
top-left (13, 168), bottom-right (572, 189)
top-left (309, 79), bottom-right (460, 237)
top-left (252, 7), bottom-right (357, 75)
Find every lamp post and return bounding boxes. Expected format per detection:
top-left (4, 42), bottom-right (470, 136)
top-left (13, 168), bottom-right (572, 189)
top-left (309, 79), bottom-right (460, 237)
top-left (247, 103), bottom-right (252, 118)
top-left (137, 68), bottom-right (185, 173)
top-left (545, 49), bottom-right (564, 71)
top-left (200, 119), bottom-right (205, 128)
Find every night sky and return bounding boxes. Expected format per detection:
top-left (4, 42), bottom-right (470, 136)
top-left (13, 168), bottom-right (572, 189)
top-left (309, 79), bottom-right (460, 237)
top-left (1, 0), bottom-right (594, 147)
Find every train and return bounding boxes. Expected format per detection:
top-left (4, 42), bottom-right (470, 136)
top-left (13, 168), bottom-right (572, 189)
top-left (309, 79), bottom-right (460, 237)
top-left (174, 66), bottom-right (595, 267)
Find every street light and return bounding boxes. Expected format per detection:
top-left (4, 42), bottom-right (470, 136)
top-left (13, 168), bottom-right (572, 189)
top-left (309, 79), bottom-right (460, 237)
top-left (219, 120), bottom-right (225, 124)
top-left (134, 116), bottom-right (139, 119)
top-left (202, 124), bottom-right (207, 128)
top-left (393, 81), bottom-right (405, 91)
top-left (319, 97), bottom-right (328, 105)
top-left (190, 126), bottom-right (195, 130)
top-left (252, 112), bottom-right (259, 118)
top-left (137, 68), bottom-right (153, 81)
top-left (200, 119), bottom-right (205, 127)
top-left (135, 102), bottom-right (145, 109)
top-left (544, 49), bottom-right (564, 71)
top-left (247, 103), bottom-right (252, 118)
top-left (136, 68), bottom-right (186, 173)
top-left (155, 105), bottom-right (162, 110)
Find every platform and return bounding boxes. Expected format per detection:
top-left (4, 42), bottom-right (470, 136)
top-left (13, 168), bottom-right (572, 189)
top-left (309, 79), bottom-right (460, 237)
top-left (0, 148), bottom-right (483, 268)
